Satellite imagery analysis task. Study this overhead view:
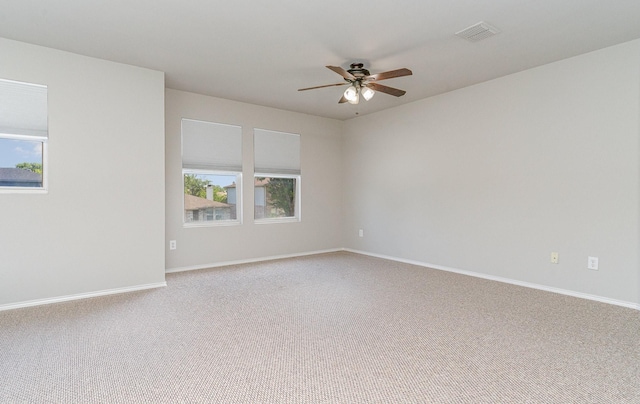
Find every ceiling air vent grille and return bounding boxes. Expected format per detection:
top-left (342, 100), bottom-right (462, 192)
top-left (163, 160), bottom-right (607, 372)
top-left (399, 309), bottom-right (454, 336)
top-left (455, 22), bottom-right (500, 42)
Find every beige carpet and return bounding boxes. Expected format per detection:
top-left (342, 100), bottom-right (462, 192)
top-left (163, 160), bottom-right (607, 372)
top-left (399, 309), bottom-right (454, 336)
top-left (1, 252), bottom-right (639, 403)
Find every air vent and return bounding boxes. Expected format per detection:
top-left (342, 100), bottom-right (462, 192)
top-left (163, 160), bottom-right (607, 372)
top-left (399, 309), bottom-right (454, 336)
top-left (455, 22), bottom-right (500, 42)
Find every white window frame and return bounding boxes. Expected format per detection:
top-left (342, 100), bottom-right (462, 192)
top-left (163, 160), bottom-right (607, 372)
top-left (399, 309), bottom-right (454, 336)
top-left (0, 79), bottom-right (48, 193)
top-left (253, 173), bottom-right (301, 223)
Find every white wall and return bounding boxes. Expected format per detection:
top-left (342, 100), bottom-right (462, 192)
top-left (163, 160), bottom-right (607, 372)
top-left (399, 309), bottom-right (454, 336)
top-left (0, 38), bottom-right (166, 307)
top-left (343, 39), bottom-right (640, 305)
top-left (165, 89), bottom-right (343, 270)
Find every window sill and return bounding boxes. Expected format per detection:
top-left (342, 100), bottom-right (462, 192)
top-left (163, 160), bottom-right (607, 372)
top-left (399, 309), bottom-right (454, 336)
top-left (183, 221), bottom-right (242, 228)
top-left (0, 188), bottom-right (48, 194)
top-left (255, 217), bottom-right (300, 224)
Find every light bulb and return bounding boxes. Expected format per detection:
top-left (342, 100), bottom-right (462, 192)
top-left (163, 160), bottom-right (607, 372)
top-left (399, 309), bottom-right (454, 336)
top-left (361, 86), bottom-right (375, 101)
top-left (344, 85), bottom-right (358, 102)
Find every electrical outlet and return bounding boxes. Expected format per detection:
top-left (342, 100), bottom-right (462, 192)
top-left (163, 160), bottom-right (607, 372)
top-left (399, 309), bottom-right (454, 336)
top-left (358, 229), bottom-right (364, 237)
top-left (169, 240), bottom-right (177, 250)
top-left (550, 252), bottom-right (559, 264)
top-left (588, 256), bottom-right (598, 270)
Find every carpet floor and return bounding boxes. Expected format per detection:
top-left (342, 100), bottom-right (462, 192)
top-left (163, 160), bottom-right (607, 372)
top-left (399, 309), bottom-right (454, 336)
top-left (1, 252), bottom-right (639, 403)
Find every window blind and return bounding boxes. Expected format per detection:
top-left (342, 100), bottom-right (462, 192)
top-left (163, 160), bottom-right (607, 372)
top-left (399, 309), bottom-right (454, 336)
top-left (254, 129), bottom-right (300, 175)
top-left (0, 79), bottom-right (48, 138)
top-left (182, 119), bottom-right (242, 171)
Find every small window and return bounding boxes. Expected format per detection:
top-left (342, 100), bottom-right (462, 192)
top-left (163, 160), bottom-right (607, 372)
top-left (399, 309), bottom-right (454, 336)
top-left (182, 119), bottom-right (242, 226)
top-left (0, 79), bottom-right (48, 192)
top-left (254, 129), bottom-right (300, 222)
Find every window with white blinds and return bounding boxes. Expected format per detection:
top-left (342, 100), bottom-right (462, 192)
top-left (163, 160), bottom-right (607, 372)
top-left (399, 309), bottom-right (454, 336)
top-left (0, 78), bottom-right (48, 191)
top-left (253, 129), bottom-right (301, 222)
top-left (182, 119), bottom-right (242, 172)
top-left (181, 119), bottom-right (242, 226)
top-left (254, 129), bottom-right (300, 175)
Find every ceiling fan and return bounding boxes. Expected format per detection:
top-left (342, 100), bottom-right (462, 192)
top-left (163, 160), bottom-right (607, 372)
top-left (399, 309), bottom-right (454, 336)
top-left (298, 63), bottom-right (412, 104)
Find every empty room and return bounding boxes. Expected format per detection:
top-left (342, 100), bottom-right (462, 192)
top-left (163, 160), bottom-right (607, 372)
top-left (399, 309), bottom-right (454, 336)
top-left (1, 1), bottom-right (639, 402)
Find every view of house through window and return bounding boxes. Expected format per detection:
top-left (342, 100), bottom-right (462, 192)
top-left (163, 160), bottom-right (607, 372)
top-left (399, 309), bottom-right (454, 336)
top-left (0, 79), bottom-right (48, 190)
top-left (254, 176), bottom-right (298, 219)
top-left (183, 172), bottom-right (239, 223)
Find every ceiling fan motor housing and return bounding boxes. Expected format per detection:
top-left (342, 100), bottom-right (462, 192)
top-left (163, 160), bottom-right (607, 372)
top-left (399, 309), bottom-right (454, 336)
top-left (348, 63), bottom-right (370, 78)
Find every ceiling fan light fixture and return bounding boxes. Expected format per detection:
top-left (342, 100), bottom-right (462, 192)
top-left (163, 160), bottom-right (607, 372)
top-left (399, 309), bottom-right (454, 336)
top-left (344, 85), bottom-right (359, 104)
top-left (361, 86), bottom-right (375, 101)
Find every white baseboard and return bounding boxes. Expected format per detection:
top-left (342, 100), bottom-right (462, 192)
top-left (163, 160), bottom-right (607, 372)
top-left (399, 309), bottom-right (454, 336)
top-left (5, 249), bottom-right (636, 312)
top-left (165, 248), bottom-right (343, 274)
top-left (344, 248), bottom-right (639, 311)
top-left (0, 281), bottom-right (167, 312)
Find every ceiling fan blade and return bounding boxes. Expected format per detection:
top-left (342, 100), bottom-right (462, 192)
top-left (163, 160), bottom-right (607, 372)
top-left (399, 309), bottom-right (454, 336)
top-left (367, 68), bottom-right (412, 81)
top-left (327, 65), bottom-right (356, 80)
top-left (298, 82), bottom-right (348, 91)
top-left (338, 95), bottom-right (348, 104)
top-left (367, 82), bottom-right (406, 97)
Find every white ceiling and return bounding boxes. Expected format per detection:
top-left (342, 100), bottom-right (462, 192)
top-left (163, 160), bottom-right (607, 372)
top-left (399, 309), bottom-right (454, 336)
top-left (2, 1), bottom-right (640, 121)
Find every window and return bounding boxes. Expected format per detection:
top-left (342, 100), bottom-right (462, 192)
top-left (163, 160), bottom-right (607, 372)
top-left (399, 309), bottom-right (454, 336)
top-left (254, 129), bottom-right (300, 222)
top-left (182, 171), bottom-right (240, 224)
top-left (0, 78), bottom-right (48, 191)
top-left (182, 119), bottom-right (242, 226)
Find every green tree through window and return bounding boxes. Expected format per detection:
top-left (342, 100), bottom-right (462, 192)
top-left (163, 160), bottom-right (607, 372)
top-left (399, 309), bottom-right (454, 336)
top-left (184, 174), bottom-right (228, 203)
top-left (184, 174), bottom-right (209, 198)
top-left (266, 178), bottom-right (295, 216)
top-left (15, 162), bottom-right (43, 174)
